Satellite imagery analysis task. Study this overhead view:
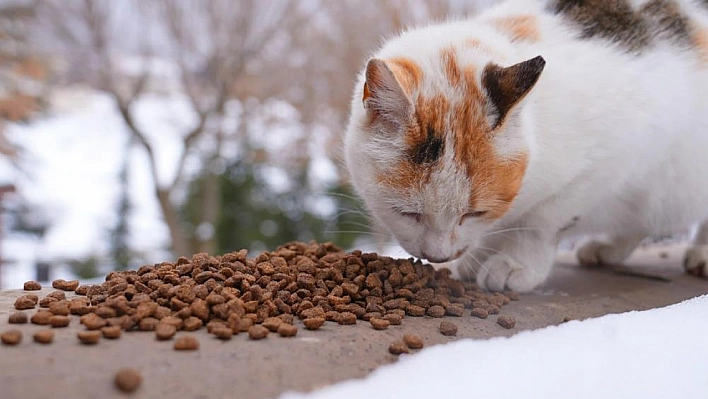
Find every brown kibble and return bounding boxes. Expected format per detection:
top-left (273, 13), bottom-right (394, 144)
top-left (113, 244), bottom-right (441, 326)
top-left (277, 323), bottom-right (298, 337)
top-left (49, 315), bottom-right (70, 328)
top-left (77, 330), bottom-right (101, 345)
top-left (262, 317), bottom-right (283, 332)
top-left (23, 281), bottom-right (42, 290)
top-left (102, 326), bottom-right (122, 339)
top-left (14, 294), bottom-right (38, 310)
top-left (303, 317), bottom-right (325, 330)
top-left (369, 318), bottom-right (390, 330)
top-left (74, 285), bottom-right (89, 295)
top-left (426, 305), bottom-right (446, 318)
top-left (46, 290), bottom-right (67, 301)
top-left (8, 312), bottom-right (28, 324)
top-left (497, 315), bottom-right (516, 329)
top-left (248, 325), bottom-right (269, 340)
top-left (445, 304), bottom-right (465, 317)
top-left (49, 301), bottom-right (70, 316)
top-left (182, 317), bottom-right (203, 331)
top-left (114, 368), bottom-right (142, 393)
top-left (81, 313), bottom-right (108, 330)
top-left (52, 279), bottom-right (79, 291)
top-left (403, 333), bottom-right (424, 349)
top-left (406, 305), bottom-right (425, 317)
top-left (238, 317), bottom-right (254, 332)
top-left (33, 329), bottom-right (54, 344)
top-left (31, 310), bottom-right (53, 325)
top-left (337, 311), bottom-right (357, 325)
top-left (382, 313), bottom-right (402, 325)
top-left (471, 307), bottom-right (489, 319)
top-left (1, 330), bottom-right (22, 345)
top-left (388, 340), bottom-right (409, 355)
top-left (504, 291), bottom-right (519, 301)
top-left (155, 323), bottom-right (177, 340)
top-left (439, 321), bottom-right (458, 336)
top-left (212, 326), bottom-right (233, 340)
top-left (139, 317), bottom-right (159, 331)
top-left (174, 335), bottom-right (199, 350)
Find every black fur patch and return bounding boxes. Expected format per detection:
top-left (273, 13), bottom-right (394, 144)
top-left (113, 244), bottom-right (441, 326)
top-left (550, 0), bottom-right (694, 52)
top-left (410, 126), bottom-right (444, 165)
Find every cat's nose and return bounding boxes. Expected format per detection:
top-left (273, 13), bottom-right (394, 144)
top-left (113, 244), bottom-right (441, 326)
top-left (421, 252), bottom-right (450, 263)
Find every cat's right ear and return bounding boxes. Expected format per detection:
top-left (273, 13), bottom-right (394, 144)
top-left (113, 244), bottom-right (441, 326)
top-left (482, 56), bottom-right (545, 129)
top-left (362, 58), bottom-right (412, 129)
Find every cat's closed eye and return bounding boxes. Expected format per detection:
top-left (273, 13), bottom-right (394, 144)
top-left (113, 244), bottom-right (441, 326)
top-left (460, 211), bottom-right (488, 224)
top-left (400, 212), bottom-right (423, 223)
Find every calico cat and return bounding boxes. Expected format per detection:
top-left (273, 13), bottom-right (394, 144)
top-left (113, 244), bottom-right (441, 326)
top-left (344, 0), bottom-right (708, 292)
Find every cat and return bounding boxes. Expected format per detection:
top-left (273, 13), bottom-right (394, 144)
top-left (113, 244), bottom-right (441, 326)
top-left (344, 0), bottom-right (708, 292)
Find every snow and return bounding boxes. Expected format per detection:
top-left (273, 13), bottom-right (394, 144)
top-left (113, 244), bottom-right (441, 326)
top-left (282, 295), bottom-right (708, 399)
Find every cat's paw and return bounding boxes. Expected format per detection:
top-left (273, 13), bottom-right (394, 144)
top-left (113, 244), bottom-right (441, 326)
top-left (683, 245), bottom-right (708, 277)
top-left (476, 254), bottom-right (542, 293)
top-left (576, 240), bottom-right (630, 266)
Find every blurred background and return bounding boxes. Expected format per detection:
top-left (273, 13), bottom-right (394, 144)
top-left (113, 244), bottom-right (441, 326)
top-left (0, 0), bottom-right (495, 288)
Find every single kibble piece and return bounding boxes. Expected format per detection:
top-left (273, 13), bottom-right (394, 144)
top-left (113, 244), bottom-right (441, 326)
top-left (426, 305), bottom-right (446, 318)
top-left (212, 326), bottom-right (233, 340)
top-left (24, 281), bottom-right (42, 291)
top-left (403, 334), bottom-right (424, 349)
top-left (262, 317), bottom-right (283, 332)
top-left (155, 323), bottom-right (177, 340)
top-left (139, 317), bottom-right (159, 331)
top-left (182, 317), bottom-right (203, 331)
top-left (303, 317), bottom-right (325, 330)
top-left (504, 291), bottom-right (520, 301)
top-left (248, 325), bottom-right (269, 340)
top-left (114, 368), bottom-right (142, 393)
top-left (388, 340), bottom-right (409, 355)
top-left (31, 310), bottom-right (53, 325)
top-left (497, 315), bottom-right (516, 329)
top-left (470, 307), bottom-right (489, 319)
top-left (52, 279), bottom-right (80, 291)
top-left (102, 326), bottom-right (122, 339)
top-left (445, 305), bottom-right (465, 317)
top-left (406, 305), bottom-right (426, 317)
top-left (49, 301), bottom-right (70, 316)
top-left (277, 323), bottom-right (298, 337)
top-left (369, 318), bottom-right (390, 330)
top-left (174, 335), bottom-right (199, 350)
top-left (74, 285), bottom-right (89, 296)
top-left (77, 330), bottom-right (101, 345)
top-left (81, 313), bottom-right (108, 330)
top-left (8, 312), bottom-right (28, 324)
top-left (439, 321), bottom-right (458, 336)
top-left (1, 330), bottom-right (22, 345)
top-left (33, 330), bottom-right (54, 344)
top-left (14, 294), bottom-right (38, 310)
top-left (49, 315), bottom-right (71, 328)
top-left (383, 313), bottom-right (402, 325)
top-left (337, 312), bottom-right (357, 325)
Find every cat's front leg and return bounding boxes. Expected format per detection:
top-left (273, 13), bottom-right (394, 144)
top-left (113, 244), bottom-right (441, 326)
top-left (457, 230), bottom-right (556, 292)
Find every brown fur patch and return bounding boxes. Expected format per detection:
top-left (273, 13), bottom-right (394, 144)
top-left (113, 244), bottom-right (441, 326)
top-left (491, 15), bottom-right (541, 42)
top-left (386, 57), bottom-right (423, 94)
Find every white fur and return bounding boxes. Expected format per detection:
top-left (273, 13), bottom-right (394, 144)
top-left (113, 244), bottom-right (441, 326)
top-left (345, 0), bottom-right (708, 292)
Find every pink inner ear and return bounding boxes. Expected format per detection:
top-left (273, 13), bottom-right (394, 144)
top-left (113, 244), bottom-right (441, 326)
top-left (362, 82), bottom-right (371, 104)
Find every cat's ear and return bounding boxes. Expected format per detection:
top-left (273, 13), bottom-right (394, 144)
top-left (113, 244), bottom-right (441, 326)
top-left (482, 55), bottom-right (545, 129)
top-left (362, 58), bottom-right (412, 129)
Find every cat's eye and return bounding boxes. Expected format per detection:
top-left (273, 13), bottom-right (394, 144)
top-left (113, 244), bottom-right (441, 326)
top-left (400, 212), bottom-right (423, 223)
top-left (459, 211), bottom-right (488, 224)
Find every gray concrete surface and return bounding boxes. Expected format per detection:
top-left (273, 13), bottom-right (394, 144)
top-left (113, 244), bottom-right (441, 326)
top-left (1, 245), bottom-right (706, 399)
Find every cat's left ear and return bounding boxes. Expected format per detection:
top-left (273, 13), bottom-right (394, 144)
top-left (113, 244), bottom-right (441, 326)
top-left (482, 56), bottom-right (545, 129)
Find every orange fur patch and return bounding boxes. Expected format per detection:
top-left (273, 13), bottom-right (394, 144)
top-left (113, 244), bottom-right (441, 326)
top-left (387, 57), bottom-right (423, 94)
top-left (692, 26), bottom-right (708, 66)
top-left (441, 47), bottom-right (462, 87)
top-left (491, 15), bottom-right (541, 43)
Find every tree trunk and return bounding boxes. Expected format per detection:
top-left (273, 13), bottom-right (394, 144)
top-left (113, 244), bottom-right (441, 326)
top-left (156, 188), bottom-right (189, 257)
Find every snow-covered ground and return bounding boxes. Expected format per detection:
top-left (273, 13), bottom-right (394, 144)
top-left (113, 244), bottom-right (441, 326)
top-left (282, 294), bottom-right (708, 399)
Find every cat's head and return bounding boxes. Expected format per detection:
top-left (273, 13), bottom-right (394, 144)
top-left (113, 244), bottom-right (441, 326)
top-left (345, 48), bottom-right (544, 263)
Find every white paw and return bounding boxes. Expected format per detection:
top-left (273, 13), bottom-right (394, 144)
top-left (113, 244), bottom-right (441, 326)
top-left (576, 240), bottom-right (627, 266)
top-left (683, 245), bottom-right (708, 278)
top-left (475, 254), bottom-right (541, 293)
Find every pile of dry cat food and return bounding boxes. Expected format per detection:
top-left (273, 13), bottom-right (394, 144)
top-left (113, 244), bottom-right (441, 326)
top-left (3, 241), bottom-right (517, 352)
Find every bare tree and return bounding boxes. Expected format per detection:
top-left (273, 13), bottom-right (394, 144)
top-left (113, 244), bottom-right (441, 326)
top-left (39, 0), bottom-right (294, 256)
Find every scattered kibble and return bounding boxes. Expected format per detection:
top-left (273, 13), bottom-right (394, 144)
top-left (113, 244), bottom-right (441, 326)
top-left (439, 321), bottom-right (458, 336)
top-left (77, 330), bottom-right (101, 345)
top-left (403, 333), bottom-right (424, 349)
top-left (14, 294), bottom-right (38, 310)
top-left (370, 318), bottom-right (390, 330)
top-left (388, 340), bottom-right (409, 355)
top-left (248, 325), bottom-right (269, 340)
top-left (8, 312), bottom-right (28, 324)
top-left (52, 279), bottom-right (79, 291)
top-left (497, 315), bottom-right (516, 329)
top-left (1, 330), bottom-right (22, 345)
top-left (277, 323), bottom-right (298, 337)
top-left (23, 281), bottom-right (42, 291)
top-left (174, 335), bottom-right (199, 350)
top-left (33, 330), bottom-right (54, 344)
top-left (114, 368), bottom-right (142, 393)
